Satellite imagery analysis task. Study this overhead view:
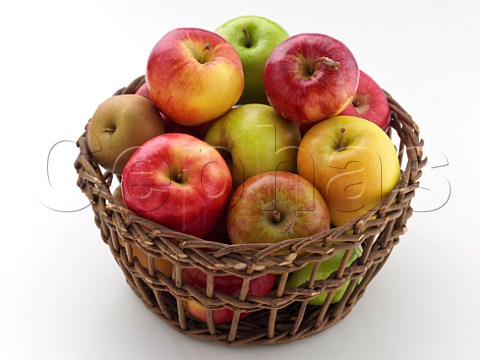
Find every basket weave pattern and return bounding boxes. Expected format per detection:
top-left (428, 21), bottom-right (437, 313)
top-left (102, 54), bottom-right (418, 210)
top-left (74, 76), bottom-right (426, 345)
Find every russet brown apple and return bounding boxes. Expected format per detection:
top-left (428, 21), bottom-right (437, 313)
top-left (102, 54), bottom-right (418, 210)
top-left (86, 94), bottom-right (165, 175)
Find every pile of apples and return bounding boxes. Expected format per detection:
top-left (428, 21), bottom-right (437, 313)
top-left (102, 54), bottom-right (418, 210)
top-left (86, 16), bottom-right (401, 324)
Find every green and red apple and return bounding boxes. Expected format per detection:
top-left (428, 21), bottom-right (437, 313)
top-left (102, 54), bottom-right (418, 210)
top-left (286, 246), bottom-right (363, 305)
top-left (227, 171), bottom-right (330, 245)
top-left (146, 28), bottom-right (244, 126)
top-left (264, 33), bottom-right (359, 124)
top-left (215, 15), bottom-right (289, 104)
top-left (204, 104), bottom-right (301, 188)
top-left (86, 94), bottom-right (165, 175)
top-left (297, 115), bottom-right (400, 227)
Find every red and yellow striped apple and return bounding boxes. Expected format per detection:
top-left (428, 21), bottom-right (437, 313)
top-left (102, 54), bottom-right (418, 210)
top-left (146, 28), bottom-right (244, 126)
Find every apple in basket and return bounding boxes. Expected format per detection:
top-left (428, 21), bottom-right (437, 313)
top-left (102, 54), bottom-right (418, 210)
top-left (204, 104), bottom-right (301, 188)
top-left (339, 70), bottom-right (391, 130)
top-left (182, 268), bottom-right (276, 324)
top-left (297, 116), bottom-right (401, 227)
top-left (264, 33), bottom-right (359, 124)
top-left (146, 28), bottom-right (244, 126)
top-left (299, 70), bottom-right (391, 136)
top-left (227, 171), bottom-right (330, 245)
top-left (286, 246), bottom-right (363, 305)
top-left (121, 133), bottom-right (232, 237)
top-left (215, 15), bottom-right (289, 104)
top-left (86, 94), bottom-right (165, 175)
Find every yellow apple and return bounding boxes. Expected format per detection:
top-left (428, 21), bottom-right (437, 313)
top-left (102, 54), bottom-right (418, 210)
top-left (297, 116), bottom-right (400, 226)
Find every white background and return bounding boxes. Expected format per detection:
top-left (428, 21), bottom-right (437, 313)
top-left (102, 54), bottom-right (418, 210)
top-left (1, 0), bottom-right (479, 359)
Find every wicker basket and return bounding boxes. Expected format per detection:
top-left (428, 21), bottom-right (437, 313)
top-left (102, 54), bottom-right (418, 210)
top-left (74, 75), bottom-right (426, 346)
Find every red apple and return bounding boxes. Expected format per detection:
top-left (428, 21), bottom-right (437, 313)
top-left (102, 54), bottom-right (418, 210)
top-left (182, 268), bottom-right (276, 324)
top-left (227, 171), bottom-right (330, 245)
top-left (339, 70), bottom-right (390, 130)
top-left (135, 83), bottom-right (151, 100)
top-left (264, 33), bottom-right (359, 124)
top-left (121, 133), bottom-right (233, 237)
top-left (146, 28), bottom-right (244, 126)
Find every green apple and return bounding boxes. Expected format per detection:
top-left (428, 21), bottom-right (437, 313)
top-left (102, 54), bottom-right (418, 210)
top-left (286, 245), bottom-right (363, 305)
top-left (86, 94), bottom-right (165, 175)
top-left (204, 104), bottom-right (301, 188)
top-left (215, 16), bottom-right (289, 104)
top-left (297, 116), bottom-right (401, 226)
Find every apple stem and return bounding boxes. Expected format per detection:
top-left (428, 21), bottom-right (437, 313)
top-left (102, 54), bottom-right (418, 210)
top-left (177, 169), bottom-right (188, 184)
top-left (198, 44), bottom-right (212, 64)
top-left (242, 27), bottom-right (252, 48)
top-left (337, 128), bottom-right (347, 151)
top-left (102, 128), bottom-right (116, 133)
top-left (273, 210), bottom-right (282, 223)
top-left (352, 100), bottom-right (361, 107)
top-left (320, 56), bottom-right (340, 70)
